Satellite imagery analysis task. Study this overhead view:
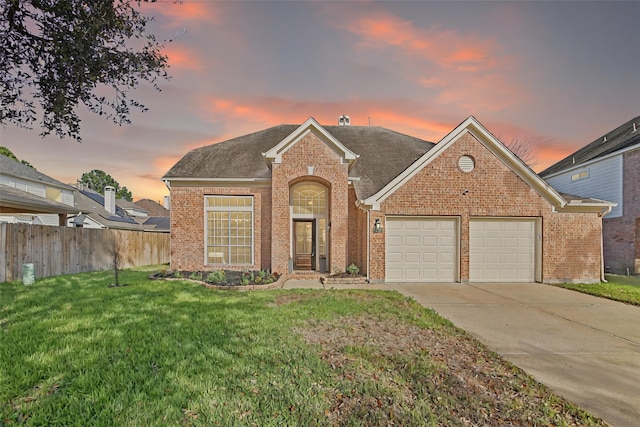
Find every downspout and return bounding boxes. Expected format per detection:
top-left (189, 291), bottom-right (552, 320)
top-left (366, 209), bottom-right (371, 283)
top-left (599, 205), bottom-right (614, 282)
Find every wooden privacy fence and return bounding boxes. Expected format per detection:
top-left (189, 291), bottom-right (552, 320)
top-left (0, 223), bottom-right (170, 282)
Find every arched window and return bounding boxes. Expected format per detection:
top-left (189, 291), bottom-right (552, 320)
top-left (291, 183), bottom-right (326, 215)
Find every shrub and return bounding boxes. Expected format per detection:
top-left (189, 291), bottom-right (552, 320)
top-left (347, 263), bottom-right (359, 276)
top-left (206, 270), bottom-right (227, 285)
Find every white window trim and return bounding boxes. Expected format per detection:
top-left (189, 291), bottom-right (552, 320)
top-left (570, 170), bottom-right (589, 182)
top-left (204, 196), bottom-right (254, 266)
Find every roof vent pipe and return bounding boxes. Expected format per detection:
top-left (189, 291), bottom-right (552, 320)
top-left (603, 136), bottom-right (607, 143)
top-left (633, 123), bottom-right (637, 132)
top-left (104, 186), bottom-right (116, 215)
top-left (338, 115), bottom-right (350, 126)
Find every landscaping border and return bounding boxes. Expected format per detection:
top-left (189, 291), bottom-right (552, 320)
top-left (149, 272), bottom-right (285, 291)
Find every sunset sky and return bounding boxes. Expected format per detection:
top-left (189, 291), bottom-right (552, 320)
top-left (2, 0), bottom-right (639, 203)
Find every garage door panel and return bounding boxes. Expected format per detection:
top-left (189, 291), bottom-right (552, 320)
top-left (387, 252), bottom-right (402, 263)
top-left (422, 253), bottom-right (437, 262)
top-left (405, 252), bottom-right (420, 263)
top-left (470, 219), bottom-right (535, 283)
top-left (386, 218), bottom-right (457, 282)
top-left (405, 221), bottom-right (420, 231)
top-left (440, 252), bottom-right (454, 263)
top-left (440, 236), bottom-right (456, 247)
top-left (422, 235), bottom-right (438, 246)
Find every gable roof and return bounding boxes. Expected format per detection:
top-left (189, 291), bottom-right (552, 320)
top-left (142, 216), bottom-right (170, 233)
top-left (0, 154), bottom-right (75, 191)
top-left (361, 116), bottom-right (569, 210)
top-left (263, 117), bottom-right (358, 166)
top-left (164, 116), bottom-right (613, 215)
top-left (72, 189), bottom-right (143, 230)
top-left (540, 115), bottom-right (640, 177)
top-left (135, 199), bottom-right (169, 216)
top-left (163, 119), bottom-right (435, 199)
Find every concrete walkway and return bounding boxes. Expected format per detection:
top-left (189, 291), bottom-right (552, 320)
top-left (391, 283), bottom-right (640, 427)
top-left (282, 279), bottom-right (640, 426)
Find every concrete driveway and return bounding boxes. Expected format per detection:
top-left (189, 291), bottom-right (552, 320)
top-left (391, 282), bottom-right (640, 427)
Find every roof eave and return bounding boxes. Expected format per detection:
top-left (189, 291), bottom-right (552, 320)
top-left (263, 117), bottom-right (359, 167)
top-left (363, 116), bottom-right (568, 210)
top-left (541, 142), bottom-right (640, 179)
top-left (557, 201), bottom-right (617, 217)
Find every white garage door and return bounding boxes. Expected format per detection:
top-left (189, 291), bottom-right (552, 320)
top-left (386, 217), bottom-right (457, 282)
top-left (469, 219), bottom-right (536, 282)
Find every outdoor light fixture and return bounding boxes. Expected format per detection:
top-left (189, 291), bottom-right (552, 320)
top-left (373, 218), bottom-right (383, 233)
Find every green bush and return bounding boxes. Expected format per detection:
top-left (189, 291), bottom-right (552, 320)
top-left (206, 270), bottom-right (226, 285)
top-left (347, 263), bottom-right (360, 276)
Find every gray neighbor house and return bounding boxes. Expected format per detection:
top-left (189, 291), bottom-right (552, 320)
top-left (540, 115), bottom-right (640, 274)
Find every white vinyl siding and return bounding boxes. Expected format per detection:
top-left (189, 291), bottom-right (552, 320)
top-left (469, 219), bottom-right (536, 282)
top-left (386, 217), bottom-right (457, 282)
top-left (545, 155), bottom-right (623, 218)
top-left (61, 190), bottom-right (74, 206)
top-left (37, 214), bottom-right (60, 226)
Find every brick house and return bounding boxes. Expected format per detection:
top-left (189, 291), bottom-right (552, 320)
top-left (541, 116), bottom-right (640, 274)
top-left (163, 116), bottom-right (613, 284)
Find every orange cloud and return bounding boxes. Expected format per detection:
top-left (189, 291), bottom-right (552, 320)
top-left (154, 155), bottom-right (183, 174)
top-left (480, 120), bottom-right (584, 173)
top-left (198, 96), bottom-right (461, 142)
top-left (347, 11), bottom-right (505, 73)
top-left (163, 45), bottom-right (204, 71)
top-left (140, 2), bottom-right (217, 26)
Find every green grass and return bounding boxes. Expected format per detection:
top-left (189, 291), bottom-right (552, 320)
top-left (1, 268), bottom-right (604, 426)
top-left (554, 274), bottom-right (640, 305)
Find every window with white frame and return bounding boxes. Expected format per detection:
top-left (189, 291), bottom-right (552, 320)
top-left (205, 196), bottom-right (253, 265)
top-left (571, 170), bottom-right (589, 182)
top-left (291, 183), bottom-right (326, 215)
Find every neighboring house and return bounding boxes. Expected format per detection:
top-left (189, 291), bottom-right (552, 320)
top-left (69, 186), bottom-right (144, 231)
top-left (134, 198), bottom-right (170, 217)
top-left (0, 154), bottom-right (77, 225)
top-left (134, 198), bottom-right (170, 233)
top-left (164, 116), bottom-right (614, 284)
top-left (540, 116), bottom-right (640, 274)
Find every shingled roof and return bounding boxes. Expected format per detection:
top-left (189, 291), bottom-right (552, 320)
top-left (0, 154), bottom-right (75, 191)
top-left (163, 124), bottom-right (435, 200)
top-left (540, 115), bottom-right (640, 177)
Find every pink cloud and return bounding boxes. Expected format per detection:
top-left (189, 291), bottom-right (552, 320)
top-left (140, 2), bottom-right (217, 26)
top-left (198, 96), bottom-right (460, 142)
top-left (348, 11), bottom-right (507, 73)
top-left (163, 45), bottom-right (205, 71)
top-left (322, 6), bottom-right (527, 114)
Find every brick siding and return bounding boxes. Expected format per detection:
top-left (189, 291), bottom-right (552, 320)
top-left (169, 185), bottom-right (271, 271)
top-left (370, 131), bottom-right (603, 283)
top-left (169, 129), bottom-right (605, 283)
top-left (270, 132), bottom-right (349, 274)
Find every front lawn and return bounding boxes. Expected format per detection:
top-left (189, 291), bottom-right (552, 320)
top-left (553, 274), bottom-right (640, 306)
top-left (1, 268), bottom-right (604, 426)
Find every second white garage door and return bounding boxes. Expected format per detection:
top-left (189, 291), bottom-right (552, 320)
top-left (386, 217), bottom-right (457, 282)
top-left (469, 219), bottom-right (536, 282)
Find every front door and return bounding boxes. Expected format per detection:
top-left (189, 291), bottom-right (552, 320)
top-left (294, 220), bottom-right (316, 270)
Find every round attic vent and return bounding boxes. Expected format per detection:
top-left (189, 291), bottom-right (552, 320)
top-left (458, 155), bottom-right (475, 172)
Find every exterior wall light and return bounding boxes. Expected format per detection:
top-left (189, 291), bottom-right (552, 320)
top-left (373, 218), bottom-right (384, 233)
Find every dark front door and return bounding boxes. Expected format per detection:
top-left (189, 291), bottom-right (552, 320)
top-left (294, 220), bottom-right (316, 270)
